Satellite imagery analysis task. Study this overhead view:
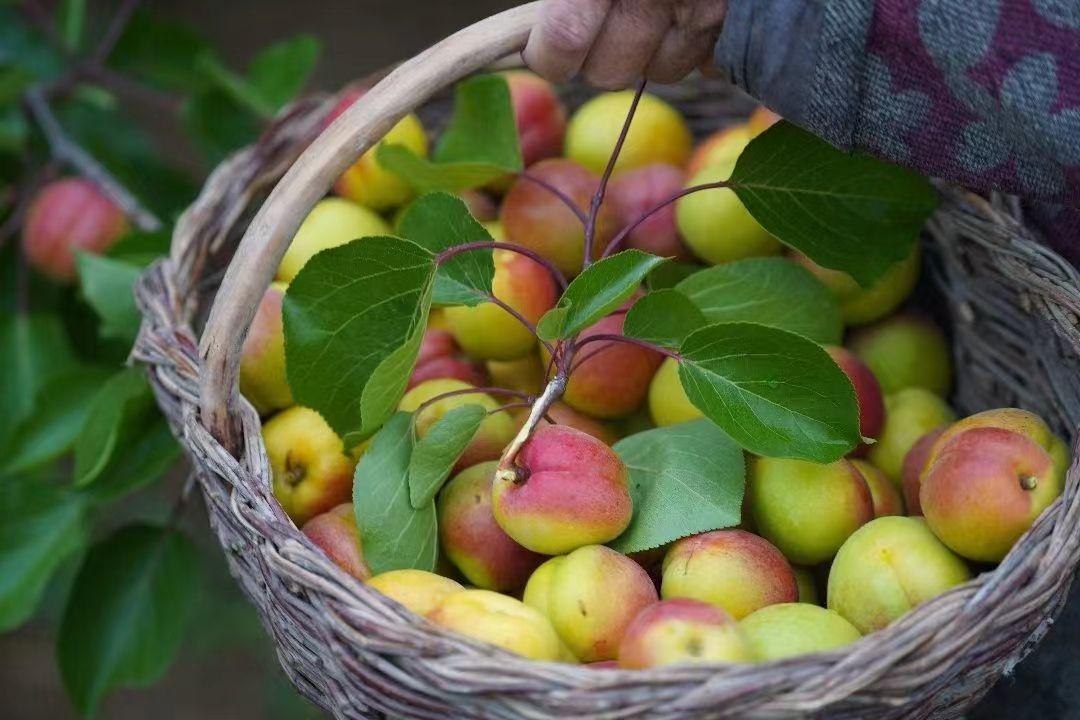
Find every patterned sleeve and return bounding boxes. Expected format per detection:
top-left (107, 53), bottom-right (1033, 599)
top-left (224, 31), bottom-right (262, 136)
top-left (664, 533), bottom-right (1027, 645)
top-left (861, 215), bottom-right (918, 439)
top-left (713, 0), bottom-right (1080, 209)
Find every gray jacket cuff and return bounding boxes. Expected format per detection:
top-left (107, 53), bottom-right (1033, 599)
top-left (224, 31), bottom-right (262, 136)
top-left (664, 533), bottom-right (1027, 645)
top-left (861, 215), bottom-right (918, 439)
top-left (714, 0), bottom-right (876, 150)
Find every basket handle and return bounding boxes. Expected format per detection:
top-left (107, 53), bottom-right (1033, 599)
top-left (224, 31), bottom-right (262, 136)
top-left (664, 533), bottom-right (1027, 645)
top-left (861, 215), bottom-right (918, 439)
top-left (198, 2), bottom-right (542, 450)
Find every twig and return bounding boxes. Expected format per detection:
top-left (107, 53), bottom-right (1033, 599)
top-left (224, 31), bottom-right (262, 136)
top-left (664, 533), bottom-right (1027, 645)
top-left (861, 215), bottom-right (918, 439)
top-left (519, 170), bottom-right (588, 225)
top-left (413, 386), bottom-right (533, 419)
top-left (92, 0), bottom-right (141, 65)
top-left (583, 79), bottom-right (646, 269)
top-left (601, 181), bottom-right (729, 259)
top-left (487, 293), bottom-right (556, 357)
top-left (573, 332), bottom-right (680, 360)
top-left (436, 239), bottom-right (568, 291)
top-left (23, 86), bottom-right (162, 231)
top-left (89, 66), bottom-right (183, 113)
top-left (495, 373), bottom-right (568, 483)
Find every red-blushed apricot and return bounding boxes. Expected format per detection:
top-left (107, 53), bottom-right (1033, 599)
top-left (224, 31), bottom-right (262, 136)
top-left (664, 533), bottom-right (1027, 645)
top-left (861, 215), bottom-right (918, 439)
top-left (534, 402), bottom-right (619, 445)
top-left (661, 530), bottom-right (797, 619)
top-left (302, 503), bottom-right (370, 581)
top-left (437, 462), bottom-right (547, 592)
top-left (921, 427), bottom-right (1063, 562)
top-left (444, 248), bottom-right (560, 360)
top-left (565, 91), bottom-right (692, 176)
top-left (747, 106), bottom-right (782, 136)
top-left (366, 570), bottom-right (464, 617)
top-left (901, 427), bottom-right (946, 515)
top-left (457, 189), bottom-right (498, 222)
top-left (327, 88), bottom-right (428, 211)
top-left (925, 408), bottom-right (1070, 481)
top-left (500, 159), bottom-right (617, 276)
top-left (606, 163), bottom-right (691, 260)
top-left (277, 198), bottom-right (391, 282)
top-left (558, 313), bottom-right (664, 420)
top-left (747, 457), bottom-right (875, 565)
top-left (263, 407), bottom-right (356, 525)
top-left (826, 346), bottom-right (885, 454)
top-left (492, 425), bottom-right (632, 555)
top-left (740, 603), bottom-right (860, 661)
top-left (501, 70), bottom-right (567, 166)
top-left (793, 246), bottom-right (921, 326)
top-left (523, 546), bottom-right (658, 662)
top-left (427, 589), bottom-right (563, 661)
top-left (618, 599), bottom-right (751, 668)
top-left (407, 329), bottom-right (486, 390)
top-left (827, 516), bottom-right (971, 633)
top-left (849, 314), bottom-right (952, 396)
top-left (685, 124), bottom-right (753, 177)
top-left (398, 379), bottom-right (516, 469)
top-left (851, 460), bottom-right (904, 517)
top-left (869, 388), bottom-right (956, 480)
top-left (239, 283), bottom-right (293, 415)
top-left (21, 177), bottom-right (129, 281)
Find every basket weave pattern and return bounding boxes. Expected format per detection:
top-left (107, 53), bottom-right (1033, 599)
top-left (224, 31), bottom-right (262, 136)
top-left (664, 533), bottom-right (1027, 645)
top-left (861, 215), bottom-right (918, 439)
top-left (133, 78), bottom-right (1080, 719)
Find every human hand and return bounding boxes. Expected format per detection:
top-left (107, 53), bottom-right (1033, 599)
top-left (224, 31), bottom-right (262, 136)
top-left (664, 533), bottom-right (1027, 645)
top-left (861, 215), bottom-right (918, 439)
top-left (523, 0), bottom-right (728, 89)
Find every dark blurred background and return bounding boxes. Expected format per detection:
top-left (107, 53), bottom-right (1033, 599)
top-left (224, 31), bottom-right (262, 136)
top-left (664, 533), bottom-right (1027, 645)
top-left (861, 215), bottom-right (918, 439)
top-left (2, 1), bottom-right (1076, 718)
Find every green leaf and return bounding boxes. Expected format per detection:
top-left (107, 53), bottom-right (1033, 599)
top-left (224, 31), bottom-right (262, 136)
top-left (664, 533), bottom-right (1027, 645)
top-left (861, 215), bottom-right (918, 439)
top-left (58, 525), bottom-right (200, 717)
top-left (76, 252), bottom-right (143, 342)
top-left (109, 11), bottom-right (213, 93)
top-left (0, 8), bottom-right (65, 81)
top-left (81, 418), bottom-right (181, 505)
top-left (646, 261), bottom-right (703, 291)
top-left (1, 366), bottom-right (113, 475)
top-left (247, 34), bottom-right (321, 111)
top-left (73, 368), bottom-right (156, 487)
top-left (729, 121), bottom-right (938, 287)
top-left (0, 313), bottom-right (75, 450)
top-left (679, 322), bottom-right (860, 461)
top-left (398, 192), bottom-right (494, 306)
top-left (283, 236), bottom-right (435, 443)
top-left (0, 479), bottom-right (89, 631)
top-left (677, 257), bottom-right (842, 344)
top-left (181, 88), bottom-right (261, 164)
top-left (378, 74), bottom-right (521, 192)
top-left (106, 230), bottom-right (171, 267)
top-left (408, 404), bottom-right (486, 509)
top-left (610, 421), bottom-right (744, 554)
top-left (353, 413), bottom-right (438, 574)
top-left (623, 288), bottom-right (706, 349)
top-left (537, 250), bottom-right (666, 341)
top-left (56, 0), bottom-right (85, 51)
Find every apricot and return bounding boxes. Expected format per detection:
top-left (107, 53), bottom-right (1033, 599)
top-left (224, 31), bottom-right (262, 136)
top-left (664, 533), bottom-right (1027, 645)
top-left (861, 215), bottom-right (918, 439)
top-left (676, 160), bottom-right (781, 265)
top-left (524, 545), bottom-right (658, 662)
top-left (921, 427), bottom-right (1064, 562)
top-left (747, 106), bottom-right (782, 136)
top-left (277, 198), bottom-right (391, 282)
top-left (868, 388), bottom-right (956, 480)
top-left (558, 313), bottom-right (664, 419)
top-left (239, 283), bottom-right (293, 415)
top-left (444, 248), bottom-right (559, 361)
top-left (827, 516), bottom-right (971, 633)
top-left (618, 599), bottom-right (751, 668)
top-left (647, 357), bottom-right (703, 426)
top-left (407, 328), bottom-right (486, 390)
top-left (501, 70), bottom-right (566, 167)
top-left (849, 314), bottom-right (952, 396)
top-left (747, 457), bottom-right (874, 565)
top-left (437, 462), bottom-right (546, 591)
top-left (661, 530), bottom-right (798, 619)
top-left (486, 352), bottom-right (546, 396)
top-left (500, 158), bottom-right (616, 276)
top-left (851, 460), bottom-right (904, 517)
top-left (398, 379), bottom-right (516, 468)
top-left (302, 503), bottom-right (370, 581)
top-left (536, 402), bottom-right (619, 445)
top-left (793, 245), bottom-right (921, 326)
top-left (366, 569), bottom-right (464, 617)
top-left (329, 89), bottom-right (428, 211)
top-left (566, 91), bottom-right (692, 176)
top-left (262, 407), bottom-right (355, 524)
top-left (901, 427), bottom-right (946, 515)
top-left (457, 189), bottom-right (498, 222)
top-left (927, 408), bottom-right (1069, 478)
top-left (606, 163), bottom-right (691, 259)
top-left (22, 177), bottom-right (129, 281)
top-left (492, 425), bottom-right (632, 554)
top-left (793, 567), bottom-right (819, 605)
top-left (427, 589), bottom-right (563, 661)
top-left (741, 603), bottom-right (860, 661)
top-left (826, 346), bottom-right (885, 451)
top-left (686, 124), bottom-right (753, 177)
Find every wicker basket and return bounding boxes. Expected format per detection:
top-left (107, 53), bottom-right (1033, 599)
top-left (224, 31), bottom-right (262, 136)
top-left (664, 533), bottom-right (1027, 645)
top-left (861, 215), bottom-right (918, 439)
top-left (132, 4), bottom-right (1080, 718)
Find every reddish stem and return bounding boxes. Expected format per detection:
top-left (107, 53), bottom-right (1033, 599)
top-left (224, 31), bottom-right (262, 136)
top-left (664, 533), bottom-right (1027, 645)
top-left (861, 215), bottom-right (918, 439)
top-left (413, 386), bottom-right (533, 418)
top-left (436, 240), bottom-right (567, 291)
top-left (519, 171), bottom-right (588, 226)
top-left (485, 293), bottom-right (556, 357)
top-left (601, 181), bottom-right (730, 260)
top-left (572, 332), bottom-right (680, 361)
top-left (583, 80), bottom-right (646, 270)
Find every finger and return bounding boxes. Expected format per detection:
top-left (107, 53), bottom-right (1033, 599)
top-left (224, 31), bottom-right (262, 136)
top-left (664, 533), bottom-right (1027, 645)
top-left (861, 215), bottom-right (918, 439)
top-left (647, 1), bottom-right (727, 84)
top-left (523, 0), bottom-right (611, 84)
top-left (581, 0), bottom-right (671, 90)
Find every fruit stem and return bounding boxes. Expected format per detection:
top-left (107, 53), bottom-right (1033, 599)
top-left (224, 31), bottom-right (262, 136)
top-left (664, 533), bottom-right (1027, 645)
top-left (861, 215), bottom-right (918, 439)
top-left (436, 240), bottom-right (568, 291)
top-left (495, 371), bottom-right (567, 484)
top-left (1020, 475), bottom-right (1039, 491)
top-left (485, 293), bottom-right (557, 357)
top-left (600, 180), bottom-right (731, 260)
top-left (573, 332), bottom-right (681, 361)
top-left (412, 386), bottom-right (533, 419)
top-left (582, 79), bottom-right (646, 271)
top-left (519, 171), bottom-right (589, 226)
